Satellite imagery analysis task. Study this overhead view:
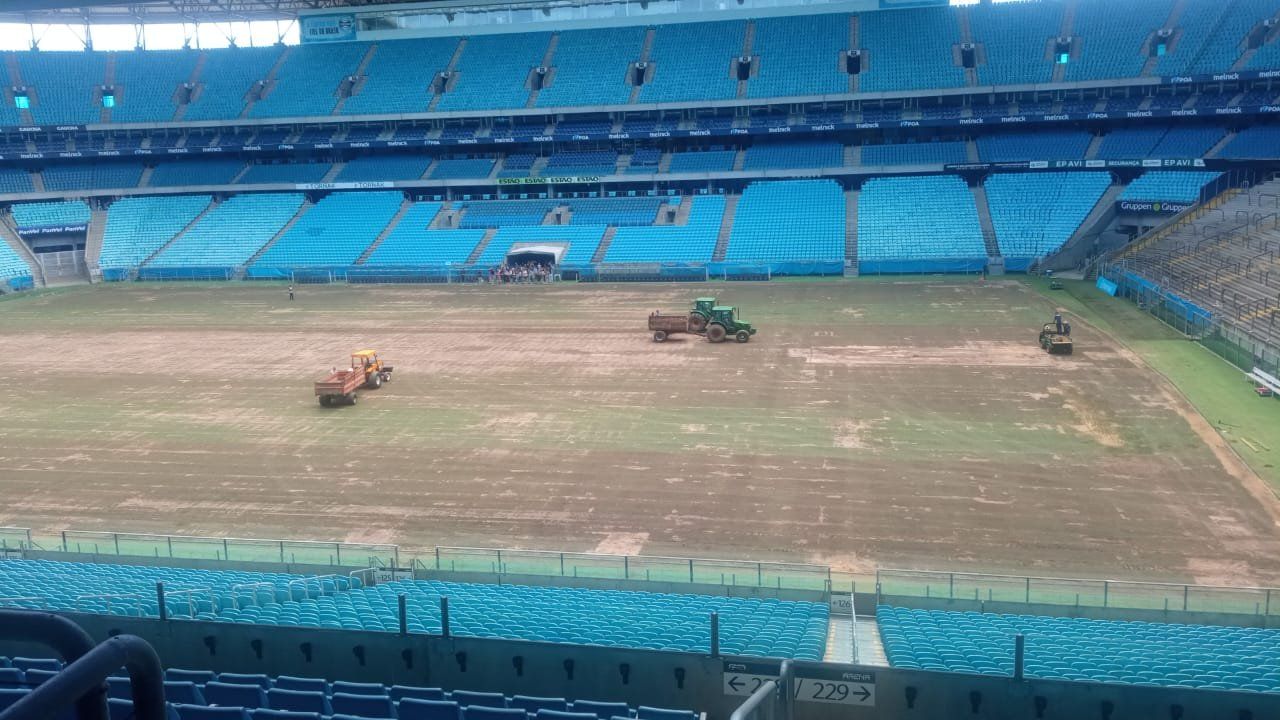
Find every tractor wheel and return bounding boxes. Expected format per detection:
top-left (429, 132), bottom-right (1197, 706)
top-left (653, 330), bottom-right (668, 342)
top-left (348, 393), bottom-right (358, 406)
top-left (366, 372), bottom-right (383, 390)
top-left (707, 324), bottom-right (727, 343)
top-left (319, 396), bottom-right (332, 408)
top-left (735, 330), bottom-right (750, 343)
top-left (688, 313), bottom-right (708, 333)
top-left (381, 371), bottom-right (392, 383)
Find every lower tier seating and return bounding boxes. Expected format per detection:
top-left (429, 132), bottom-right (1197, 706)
top-left (984, 172), bottom-right (1112, 260)
top-left (857, 176), bottom-right (986, 263)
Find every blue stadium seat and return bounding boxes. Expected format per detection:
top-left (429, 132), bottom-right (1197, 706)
top-left (22, 669), bottom-right (58, 686)
top-left (174, 704), bottom-right (248, 720)
top-left (390, 686), bottom-right (446, 703)
top-left (166, 682), bottom-right (208, 706)
top-left (637, 708), bottom-right (697, 720)
top-left (534, 712), bottom-right (596, 720)
top-left (0, 668), bottom-right (24, 688)
top-left (203, 682), bottom-right (268, 709)
top-left (107, 677), bottom-right (134, 700)
top-left (571, 701), bottom-right (631, 719)
top-left (250, 711), bottom-right (319, 720)
top-left (166, 669), bottom-right (217, 685)
top-left (451, 690), bottom-right (507, 709)
top-left (271, 677), bottom-right (326, 694)
top-left (725, 180), bottom-right (844, 262)
top-left (510, 696), bottom-right (569, 713)
top-left (462, 708), bottom-right (526, 720)
top-left (11, 658), bottom-right (59, 673)
top-left (266, 689), bottom-right (330, 715)
top-left (398, 698), bottom-right (462, 720)
top-left (329, 692), bottom-right (395, 718)
top-left (217, 674), bottom-right (271, 690)
top-left (329, 682), bottom-right (384, 696)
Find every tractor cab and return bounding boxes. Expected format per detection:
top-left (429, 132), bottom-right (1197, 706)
top-left (706, 306), bottom-right (757, 343)
top-left (351, 350), bottom-right (394, 388)
top-left (692, 297), bottom-right (717, 316)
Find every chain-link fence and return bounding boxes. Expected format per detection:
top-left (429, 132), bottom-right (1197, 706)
top-left (876, 569), bottom-right (1277, 615)
top-left (425, 547), bottom-right (831, 590)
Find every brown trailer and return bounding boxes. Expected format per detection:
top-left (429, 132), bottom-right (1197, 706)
top-left (648, 312), bottom-right (693, 342)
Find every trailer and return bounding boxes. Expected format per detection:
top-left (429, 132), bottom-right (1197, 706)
top-left (315, 350), bottom-right (394, 407)
top-left (649, 312), bottom-right (693, 342)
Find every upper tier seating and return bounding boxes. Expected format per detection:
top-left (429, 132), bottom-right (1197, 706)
top-left (0, 168), bottom-right (34, 194)
top-left (1150, 127), bottom-right (1225, 157)
top-left (742, 142), bottom-right (843, 170)
top-left (605, 196), bottom-right (724, 263)
top-left (544, 151), bottom-right (618, 176)
top-left (148, 160), bottom-right (247, 187)
top-left (625, 149), bottom-right (661, 174)
top-left (475, 225), bottom-right (607, 266)
top-left (237, 163), bottom-right (331, 185)
top-left (250, 44), bottom-right (368, 118)
top-left (112, 50), bottom-right (200, 123)
top-left (0, 559), bottom-right (321, 616)
top-left (565, 197), bottom-right (666, 226)
top-left (984, 172), bottom-right (1111, 260)
top-left (435, 33), bottom-right (549, 111)
top-left (1216, 126), bottom-right (1280, 159)
top-left (536, 27), bottom-right (645, 107)
top-left (1065, 0), bottom-right (1175, 81)
top-left (668, 150), bottom-right (737, 174)
top-left (251, 191), bottom-right (404, 269)
top-left (148, 193), bottom-right (306, 269)
top-left (42, 163), bottom-right (144, 192)
top-left (458, 200), bottom-right (557, 229)
top-left (1120, 171), bottom-right (1222, 203)
top-left (98, 195), bottom-right (213, 269)
top-left (364, 203), bottom-right (486, 265)
top-left (336, 156), bottom-right (431, 182)
top-left (859, 7), bottom-right (964, 92)
top-left (341, 38), bottom-right (458, 116)
top-left (976, 131), bottom-right (1092, 162)
top-left (10, 200), bottom-right (90, 230)
top-left (184, 46), bottom-right (284, 121)
top-left (724, 180), bottom-right (844, 262)
top-left (877, 605), bottom-right (1280, 691)
top-left (1156, 0), bottom-right (1273, 76)
top-left (747, 14), bottom-right (849, 99)
top-left (639, 21), bottom-right (744, 103)
top-left (247, 579), bottom-right (827, 659)
top-left (0, 241), bottom-right (31, 285)
top-left (17, 51), bottom-right (107, 124)
top-left (858, 176), bottom-right (985, 262)
top-left (861, 141), bottom-right (967, 166)
top-left (969, 1), bottom-right (1061, 86)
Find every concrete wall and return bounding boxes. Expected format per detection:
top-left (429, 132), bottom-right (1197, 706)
top-left (875, 594), bottom-right (1280, 629)
top-left (4, 614), bottom-right (1279, 720)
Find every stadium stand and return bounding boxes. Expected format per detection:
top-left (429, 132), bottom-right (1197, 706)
top-left (724, 180), bottom-right (844, 262)
top-left (1150, 127), bottom-right (1226, 158)
top-left (98, 195), bottom-right (213, 270)
top-left (968, 1), bottom-right (1061, 86)
top-left (544, 151), bottom-right (618, 176)
top-left (430, 158), bottom-right (497, 180)
top-left (861, 141), bottom-right (968, 166)
top-left (603, 196), bottom-right (724, 263)
top-left (858, 7), bottom-right (965, 92)
top-left (535, 27), bottom-right (645, 107)
top-left (16, 51), bottom-right (107, 125)
top-left (984, 172), bottom-right (1111, 261)
top-left (857, 176), bottom-right (986, 266)
top-left (496, 154), bottom-right (537, 179)
top-left (1066, 0), bottom-right (1177, 81)
top-left (148, 159), bottom-right (247, 187)
top-left (877, 605), bottom-right (1280, 691)
top-left (0, 243), bottom-right (32, 286)
top-left (183, 46), bottom-right (284, 121)
top-left (364, 203), bottom-right (487, 265)
top-left (667, 150), bottom-right (737, 174)
top-left (625, 148), bottom-right (661, 174)
top-left (42, 162), bottom-right (145, 192)
top-left (148, 193), bottom-right (307, 270)
top-left (566, 197), bottom-right (666, 226)
top-left (250, 191), bottom-right (404, 272)
top-left (638, 21), bottom-right (744, 103)
top-left (237, 162), bottom-right (331, 185)
top-left (458, 199), bottom-right (556, 229)
top-left (476, 225), bottom-right (607, 266)
top-left (976, 131), bottom-right (1092, 162)
top-left (746, 14), bottom-right (849, 99)
top-left (112, 49), bottom-right (201, 123)
top-left (1215, 126), bottom-right (1280, 159)
top-left (1175, 0), bottom-right (1275, 76)
top-left (250, 43), bottom-right (369, 118)
top-left (10, 200), bottom-right (90, 230)
top-left (435, 33), bottom-right (548, 111)
top-left (1120, 171), bottom-right (1222, 203)
top-left (341, 38), bottom-right (458, 116)
top-left (741, 142), bottom-right (843, 170)
top-left (336, 155), bottom-right (431, 182)
top-left (1094, 128), bottom-right (1165, 159)
top-left (0, 168), bottom-right (34, 194)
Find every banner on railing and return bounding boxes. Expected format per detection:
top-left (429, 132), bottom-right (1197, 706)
top-left (1096, 277), bottom-right (1118, 296)
top-left (16, 224), bottom-right (87, 236)
top-left (497, 176), bottom-right (602, 185)
top-left (1116, 200), bottom-right (1194, 215)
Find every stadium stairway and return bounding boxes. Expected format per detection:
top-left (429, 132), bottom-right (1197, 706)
top-left (711, 194), bottom-right (739, 261)
top-left (591, 226), bottom-right (618, 263)
top-left (332, 44), bottom-right (380, 114)
top-left (139, 197), bottom-right (220, 268)
top-left (242, 199), bottom-right (314, 267)
top-left (465, 228), bottom-right (498, 264)
top-left (1205, 131), bottom-right (1236, 158)
top-left (1056, 182), bottom-right (1124, 267)
top-left (526, 34), bottom-right (560, 108)
top-left (736, 21), bottom-right (755, 98)
top-left (137, 165), bottom-right (154, 188)
top-left (84, 205), bottom-right (108, 271)
top-left (172, 53), bottom-right (207, 121)
top-left (0, 213), bottom-right (44, 287)
top-left (971, 184), bottom-right (1001, 258)
top-left (29, 170), bottom-right (44, 193)
top-left (844, 188), bottom-right (858, 272)
top-left (1085, 133), bottom-right (1103, 159)
top-left (847, 15), bottom-right (859, 92)
top-left (428, 39), bottom-right (468, 112)
top-left (357, 196), bottom-right (415, 264)
top-left (241, 48), bottom-right (292, 119)
top-left (321, 163), bottom-right (344, 182)
top-left (627, 29), bottom-right (657, 104)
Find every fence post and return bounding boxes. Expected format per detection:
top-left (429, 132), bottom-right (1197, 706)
top-left (560, 553), bottom-right (565, 576)
top-left (1183, 585), bottom-right (1189, 611)
top-left (1025, 577), bottom-right (1031, 603)
top-left (440, 596), bottom-right (451, 638)
top-left (435, 547), bottom-right (441, 570)
top-left (710, 612), bottom-right (720, 658)
top-left (114, 534), bottom-right (120, 555)
top-left (336, 544), bottom-right (342, 567)
top-left (222, 538), bottom-right (229, 561)
top-left (156, 583), bottom-right (167, 622)
top-left (496, 549), bottom-right (502, 574)
top-left (1103, 581), bottom-right (1108, 608)
top-left (1013, 634), bottom-right (1025, 681)
top-left (168, 536), bottom-right (174, 559)
top-left (949, 573), bottom-right (954, 599)
top-left (61, 531), bottom-right (67, 552)
top-left (398, 594), bottom-right (408, 636)
top-left (624, 556), bottom-right (629, 580)
top-left (757, 563), bottom-right (762, 587)
top-left (689, 559), bottom-right (694, 583)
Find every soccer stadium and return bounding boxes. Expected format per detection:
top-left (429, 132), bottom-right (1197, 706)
top-left (1, 0), bottom-right (1280, 717)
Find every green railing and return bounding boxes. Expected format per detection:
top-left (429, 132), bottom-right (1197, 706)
top-left (426, 546), bottom-right (832, 591)
top-left (876, 569), bottom-right (1277, 616)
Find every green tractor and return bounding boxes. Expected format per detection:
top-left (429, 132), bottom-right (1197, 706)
top-left (687, 297), bottom-right (717, 333)
top-left (705, 306), bottom-right (757, 343)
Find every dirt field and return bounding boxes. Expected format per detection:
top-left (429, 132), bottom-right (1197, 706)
top-left (2, 278), bottom-right (1279, 585)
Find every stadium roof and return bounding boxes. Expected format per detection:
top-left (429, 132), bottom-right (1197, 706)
top-left (0, 0), bottom-right (445, 24)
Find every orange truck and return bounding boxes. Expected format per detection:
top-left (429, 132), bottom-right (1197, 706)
top-left (315, 350), bottom-right (393, 407)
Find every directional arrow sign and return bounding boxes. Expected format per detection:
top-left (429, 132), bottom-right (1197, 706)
top-left (793, 668), bottom-right (876, 707)
top-left (722, 661), bottom-right (779, 697)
